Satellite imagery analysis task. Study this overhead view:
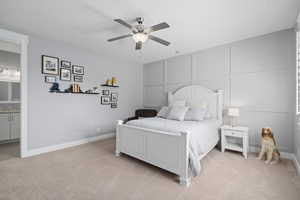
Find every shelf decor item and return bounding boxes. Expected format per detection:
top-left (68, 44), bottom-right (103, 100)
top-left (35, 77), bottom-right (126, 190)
top-left (64, 84), bottom-right (73, 93)
top-left (72, 65), bottom-right (84, 75)
top-left (61, 60), bottom-right (71, 69)
top-left (92, 86), bottom-right (98, 93)
top-left (101, 96), bottom-right (110, 105)
top-left (42, 55), bottom-right (59, 75)
top-left (45, 76), bottom-right (56, 83)
top-left (49, 82), bottom-right (60, 92)
top-left (101, 77), bottom-right (119, 87)
top-left (227, 107), bottom-right (240, 127)
top-left (60, 68), bottom-right (71, 81)
top-left (72, 84), bottom-right (82, 93)
top-left (112, 77), bottom-right (117, 86)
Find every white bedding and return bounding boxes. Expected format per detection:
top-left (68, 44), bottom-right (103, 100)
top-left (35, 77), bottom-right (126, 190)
top-left (126, 117), bottom-right (221, 176)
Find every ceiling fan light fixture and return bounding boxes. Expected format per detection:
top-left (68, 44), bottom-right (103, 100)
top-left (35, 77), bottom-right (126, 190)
top-left (132, 33), bottom-right (148, 43)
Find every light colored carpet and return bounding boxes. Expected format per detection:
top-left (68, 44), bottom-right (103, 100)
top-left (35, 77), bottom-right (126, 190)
top-left (0, 138), bottom-right (299, 200)
top-left (0, 142), bottom-right (19, 162)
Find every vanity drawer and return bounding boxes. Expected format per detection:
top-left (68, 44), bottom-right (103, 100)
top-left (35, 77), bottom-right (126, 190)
top-left (223, 130), bottom-right (244, 137)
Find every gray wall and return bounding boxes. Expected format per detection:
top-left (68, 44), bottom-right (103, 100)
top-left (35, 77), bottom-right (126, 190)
top-left (144, 29), bottom-right (295, 153)
top-left (27, 36), bottom-right (143, 150)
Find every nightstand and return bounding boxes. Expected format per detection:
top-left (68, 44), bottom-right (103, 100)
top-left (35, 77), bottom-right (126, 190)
top-left (221, 125), bottom-right (249, 159)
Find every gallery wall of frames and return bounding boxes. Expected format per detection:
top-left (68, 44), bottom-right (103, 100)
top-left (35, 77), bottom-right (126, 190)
top-left (41, 55), bottom-right (119, 108)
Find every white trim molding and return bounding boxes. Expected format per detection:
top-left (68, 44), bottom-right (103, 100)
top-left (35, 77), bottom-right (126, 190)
top-left (0, 28), bottom-right (29, 158)
top-left (23, 132), bottom-right (115, 157)
top-left (249, 145), bottom-right (295, 160)
top-left (292, 155), bottom-right (300, 176)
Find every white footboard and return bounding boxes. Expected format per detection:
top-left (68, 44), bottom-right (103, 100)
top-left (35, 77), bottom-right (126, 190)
top-left (116, 120), bottom-right (190, 186)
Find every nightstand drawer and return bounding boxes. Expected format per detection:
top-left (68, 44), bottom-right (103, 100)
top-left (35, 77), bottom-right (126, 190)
top-left (223, 130), bottom-right (244, 137)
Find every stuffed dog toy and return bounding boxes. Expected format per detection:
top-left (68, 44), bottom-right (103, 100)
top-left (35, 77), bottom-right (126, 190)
top-left (257, 127), bottom-right (280, 164)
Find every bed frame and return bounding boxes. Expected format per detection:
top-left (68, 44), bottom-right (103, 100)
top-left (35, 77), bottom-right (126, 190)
top-left (116, 85), bottom-right (223, 186)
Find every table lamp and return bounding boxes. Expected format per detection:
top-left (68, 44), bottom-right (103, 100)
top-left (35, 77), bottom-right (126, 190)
top-left (227, 107), bottom-right (240, 127)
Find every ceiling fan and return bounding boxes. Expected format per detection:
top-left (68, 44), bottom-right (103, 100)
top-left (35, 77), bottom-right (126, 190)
top-left (107, 17), bottom-right (170, 50)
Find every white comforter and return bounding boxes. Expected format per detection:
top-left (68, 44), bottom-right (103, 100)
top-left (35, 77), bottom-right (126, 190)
top-left (126, 117), bottom-right (221, 176)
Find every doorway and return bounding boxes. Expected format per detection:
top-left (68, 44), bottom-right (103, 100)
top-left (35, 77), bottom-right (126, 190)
top-left (0, 29), bottom-right (28, 159)
top-left (0, 46), bottom-right (21, 161)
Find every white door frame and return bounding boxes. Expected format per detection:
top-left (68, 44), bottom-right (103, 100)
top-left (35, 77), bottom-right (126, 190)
top-left (0, 28), bottom-right (29, 158)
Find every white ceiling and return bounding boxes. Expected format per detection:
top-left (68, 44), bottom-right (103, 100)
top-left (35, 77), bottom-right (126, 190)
top-left (0, 0), bottom-right (299, 64)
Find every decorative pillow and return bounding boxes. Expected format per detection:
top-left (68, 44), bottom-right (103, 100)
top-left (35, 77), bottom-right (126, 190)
top-left (156, 106), bottom-right (170, 118)
top-left (167, 106), bottom-right (189, 121)
top-left (170, 100), bottom-right (186, 107)
top-left (184, 108), bottom-right (207, 121)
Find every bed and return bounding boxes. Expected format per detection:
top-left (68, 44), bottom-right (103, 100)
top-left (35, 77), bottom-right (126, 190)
top-left (115, 85), bottom-right (223, 186)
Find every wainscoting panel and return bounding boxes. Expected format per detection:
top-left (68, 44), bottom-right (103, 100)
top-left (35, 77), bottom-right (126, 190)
top-left (239, 110), bottom-right (293, 152)
top-left (192, 46), bottom-right (230, 80)
top-left (165, 83), bottom-right (191, 93)
top-left (231, 70), bottom-right (292, 113)
top-left (143, 29), bottom-right (295, 152)
top-left (143, 86), bottom-right (166, 107)
top-left (193, 78), bottom-right (230, 106)
top-left (166, 55), bottom-right (192, 84)
top-left (231, 29), bottom-right (292, 73)
top-left (144, 61), bottom-right (164, 86)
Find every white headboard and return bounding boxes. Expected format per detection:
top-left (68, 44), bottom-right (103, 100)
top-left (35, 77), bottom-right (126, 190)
top-left (167, 85), bottom-right (223, 121)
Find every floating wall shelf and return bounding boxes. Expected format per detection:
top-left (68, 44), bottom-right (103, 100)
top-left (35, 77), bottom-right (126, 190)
top-left (101, 84), bottom-right (119, 88)
top-left (49, 91), bottom-right (100, 95)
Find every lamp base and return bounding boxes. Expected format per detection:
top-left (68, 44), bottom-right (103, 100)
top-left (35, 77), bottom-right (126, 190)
top-left (230, 117), bottom-right (238, 127)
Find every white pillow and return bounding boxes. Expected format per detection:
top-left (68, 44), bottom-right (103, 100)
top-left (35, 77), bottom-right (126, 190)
top-left (157, 106), bottom-right (170, 118)
top-left (170, 100), bottom-right (186, 107)
top-left (184, 108), bottom-right (207, 121)
top-left (167, 106), bottom-right (189, 121)
top-left (197, 101), bottom-right (212, 119)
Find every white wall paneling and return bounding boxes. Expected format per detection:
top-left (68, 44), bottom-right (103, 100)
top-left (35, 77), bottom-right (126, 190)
top-left (144, 61), bottom-right (164, 86)
top-left (166, 55), bottom-right (192, 85)
top-left (143, 86), bottom-right (166, 107)
top-left (143, 29), bottom-right (295, 153)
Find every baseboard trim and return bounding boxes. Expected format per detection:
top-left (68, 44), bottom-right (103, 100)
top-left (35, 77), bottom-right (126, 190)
top-left (249, 145), bottom-right (294, 160)
top-left (24, 132), bottom-right (115, 158)
top-left (292, 154), bottom-right (300, 176)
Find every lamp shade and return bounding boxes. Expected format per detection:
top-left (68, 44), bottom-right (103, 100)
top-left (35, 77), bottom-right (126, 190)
top-left (228, 107), bottom-right (240, 117)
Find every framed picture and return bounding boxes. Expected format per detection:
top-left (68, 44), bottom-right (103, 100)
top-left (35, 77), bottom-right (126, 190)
top-left (72, 65), bottom-right (84, 75)
top-left (42, 55), bottom-right (59, 75)
top-left (101, 96), bottom-right (110, 105)
top-left (61, 60), bottom-right (71, 69)
top-left (111, 92), bottom-right (118, 102)
top-left (102, 90), bottom-right (109, 95)
top-left (74, 75), bottom-right (83, 82)
top-left (111, 103), bottom-right (117, 108)
top-left (60, 68), bottom-right (71, 81)
top-left (44, 76), bottom-right (57, 83)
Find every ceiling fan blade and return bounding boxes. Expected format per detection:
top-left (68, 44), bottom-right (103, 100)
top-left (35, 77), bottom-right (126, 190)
top-left (114, 19), bottom-right (133, 29)
top-left (135, 42), bottom-right (142, 50)
top-left (149, 35), bottom-right (170, 46)
top-left (107, 34), bottom-right (132, 42)
top-left (148, 22), bottom-right (170, 32)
